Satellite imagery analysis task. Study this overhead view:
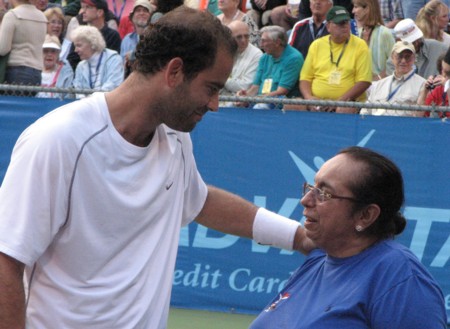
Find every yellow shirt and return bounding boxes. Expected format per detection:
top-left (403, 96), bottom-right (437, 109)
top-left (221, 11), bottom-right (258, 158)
top-left (300, 34), bottom-right (372, 102)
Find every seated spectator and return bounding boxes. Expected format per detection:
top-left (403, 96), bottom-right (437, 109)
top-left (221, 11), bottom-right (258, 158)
top-left (415, 0), bottom-right (450, 47)
top-left (67, 0), bottom-right (122, 71)
top-left (71, 25), bottom-right (123, 97)
top-left (352, 0), bottom-right (395, 81)
top-left (150, 0), bottom-right (183, 23)
top-left (121, 0), bottom-right (154, 77)
top-left (44, 7), bottom-right (66, 43)
top-left (270, 0), bottom-right (354, 33)
top-left (288, 0), bottom-right (333, 59)
top-left (296, 6), bottom-right (372, 113)
top-left (361, 41), bottom-right (426, 116)
top-left (379, 0), bottom-right (403, 28)
top-left (220, 20), bottom-right (263, 104)
top-left (247, 0), bottom-right (286, 28)
top-left (36, 34), bottom-right (74, 98)
top-left (418, 52), bottom-right (450, 118)
top-left (0, 0), bottom-right (47, 95)
top-left (217, 0), bottom-right (260, 47)
top-left (387, 18), bottom-right (448, 78)
top-left (236, 25), bottom-right (304, 109)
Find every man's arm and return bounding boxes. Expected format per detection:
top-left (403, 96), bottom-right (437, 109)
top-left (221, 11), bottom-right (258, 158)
top-left (336, 81), bottom-right (372, 113)
top-left (195, 186), bottom-right (315, 255)
top-left (0, 253), bottom-right (26, 329)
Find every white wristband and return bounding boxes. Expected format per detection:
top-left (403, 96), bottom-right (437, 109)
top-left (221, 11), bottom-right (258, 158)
top-left (252, 208), bottom-right (301, 251)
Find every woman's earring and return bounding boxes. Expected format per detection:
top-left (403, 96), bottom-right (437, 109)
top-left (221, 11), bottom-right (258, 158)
top-left (356, 225), bottom-right (364, 232)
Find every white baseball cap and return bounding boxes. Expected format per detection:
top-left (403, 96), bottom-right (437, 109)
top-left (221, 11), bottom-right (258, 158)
top-left (394, 18), bottom-right (423, 43)
top-left (42, 42), bottom-right (61, 50)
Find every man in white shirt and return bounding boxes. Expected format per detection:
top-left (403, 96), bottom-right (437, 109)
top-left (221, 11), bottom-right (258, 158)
top-left (220, 20), bottom-right (262, 104)
top-left (362, 40), bottom-right (426, 116)
top-left (0, 7), bottom-right (314, 329)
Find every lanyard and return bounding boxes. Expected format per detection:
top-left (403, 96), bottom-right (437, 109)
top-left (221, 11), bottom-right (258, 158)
top-left (89, 51), bottom-right (104, 89)
top-left (111, 0), bottom-right (126, 21)
top-left (309, 19), bottom-right (326, 41)
top-left (329, 37), bottom-right (348, 68)
top-left (387, 71), bottom-right (415, 101)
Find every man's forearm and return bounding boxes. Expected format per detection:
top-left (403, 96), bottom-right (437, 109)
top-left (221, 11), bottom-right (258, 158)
top-left (0, 253), bottom-right (26, 329)
top-left (338, 81), bottom-right (371, 102)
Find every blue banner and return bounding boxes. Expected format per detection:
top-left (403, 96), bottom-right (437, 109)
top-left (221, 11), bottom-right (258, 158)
top-left (1, 98), bottom-right (449, 322)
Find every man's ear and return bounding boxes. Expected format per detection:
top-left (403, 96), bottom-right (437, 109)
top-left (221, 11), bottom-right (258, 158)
top-left (165, 58), bottom-right (185, 87)
top-left (356, 203), bottom-right (381, 231)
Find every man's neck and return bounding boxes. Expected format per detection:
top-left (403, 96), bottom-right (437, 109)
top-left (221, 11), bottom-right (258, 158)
top-left (394, 68), bottom-right (414, 79)
top-left (271, 46), bottom-right (285, 59)
top-left (89, 18), bottom-right (105, 30)
top-left (312, 14), bottom-right (325, 26)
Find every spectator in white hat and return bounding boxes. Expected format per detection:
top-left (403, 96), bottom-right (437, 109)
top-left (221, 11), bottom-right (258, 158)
top-left (37, 34), bottom-right (75, 98)
top-left (362, 40), bottom-right (426, 116)
top-left (386, 18), bottom-right (448, 78)
top-left (120, 0), bottom-right (155, 77)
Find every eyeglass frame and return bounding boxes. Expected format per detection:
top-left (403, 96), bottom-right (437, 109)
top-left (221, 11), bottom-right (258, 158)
top-left (302, 182), bottom-right (365, 203)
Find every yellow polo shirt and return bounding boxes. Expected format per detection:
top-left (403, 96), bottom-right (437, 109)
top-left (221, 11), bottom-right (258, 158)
top-left (300, 34), bottom-right (372, 102)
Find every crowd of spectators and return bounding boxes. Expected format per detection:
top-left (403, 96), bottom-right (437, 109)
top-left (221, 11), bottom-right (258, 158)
top-left (0, 0), bottom-right (449, 116)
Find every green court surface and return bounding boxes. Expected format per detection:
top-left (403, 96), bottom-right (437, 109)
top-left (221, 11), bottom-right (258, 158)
top-left (168, 308), bottom-right (257, 329)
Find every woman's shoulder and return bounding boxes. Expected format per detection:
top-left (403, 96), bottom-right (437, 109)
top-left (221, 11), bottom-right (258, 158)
top-left (11, 4), bottom-right (47, 23)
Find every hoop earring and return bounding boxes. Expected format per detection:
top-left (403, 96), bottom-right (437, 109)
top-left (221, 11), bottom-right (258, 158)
top-left (355, 225), bottom-right (364, 232)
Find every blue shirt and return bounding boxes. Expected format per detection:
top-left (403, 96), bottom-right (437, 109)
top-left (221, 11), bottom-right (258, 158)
top-left (120, 32), bottom-right (139, 61)
top-left (253, 44), bottom-right (304, 97)
top-left (249, 240), bottom-right (447, 329)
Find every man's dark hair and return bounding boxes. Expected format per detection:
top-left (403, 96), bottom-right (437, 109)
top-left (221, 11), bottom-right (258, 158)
top-left (134, 6), bottom-right (238, 80)
top-left (338, 146), bottom-right (407, 239)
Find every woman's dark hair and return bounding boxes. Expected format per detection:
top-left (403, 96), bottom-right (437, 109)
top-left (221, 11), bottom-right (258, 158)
top-left (134, 6), bottom-right (237, 81)
top-left (338, 146), bottom-right (407, 238)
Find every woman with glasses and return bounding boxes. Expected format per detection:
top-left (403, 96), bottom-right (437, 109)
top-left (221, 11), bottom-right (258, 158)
top-left (44, 7), bottom-right (66, 42)
top-left (250, 146), bottom-right (447, 328)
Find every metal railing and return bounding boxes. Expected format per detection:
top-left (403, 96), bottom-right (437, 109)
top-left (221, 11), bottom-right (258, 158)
top-left (1, 84), bottom-right (448, 118)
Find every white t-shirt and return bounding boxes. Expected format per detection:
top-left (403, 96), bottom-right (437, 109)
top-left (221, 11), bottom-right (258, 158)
top-left (0, 93), bottom-right (208, 329)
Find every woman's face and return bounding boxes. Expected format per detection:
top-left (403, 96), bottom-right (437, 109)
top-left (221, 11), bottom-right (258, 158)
top-left (301, 154), bottom-right (365, 257)
top-left (352, 2), bottom-right (369, 24)
top-left (42, 48), bottom-right (60, 70)
top-left (218, 0), bottom-right (238, 11)
top-left (437, 6), bottom-right (449, 30)
top-left (74, 39), bottom-right (95, 60)
top-left (47, 14), bottom-right (64, 37)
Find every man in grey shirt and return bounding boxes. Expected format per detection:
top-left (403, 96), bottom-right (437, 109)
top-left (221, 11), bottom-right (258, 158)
top-left (386, 18), bottom-right (449, 78)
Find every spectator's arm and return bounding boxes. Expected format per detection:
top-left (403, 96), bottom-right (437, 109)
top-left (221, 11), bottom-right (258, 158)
top-left (336, 81), bottom-right (371, 113)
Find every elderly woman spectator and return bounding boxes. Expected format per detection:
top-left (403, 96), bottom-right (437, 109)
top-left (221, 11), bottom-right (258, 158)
top-left (37, 34), bottom-right (74, 98)
top-left (416, 0), bottom-right (450, 47)
top-left (352, 0), bottom-right (394, 81)
top-left (0, 0), bottom-right (47, 94)
top-left (71, 25), bottom-right (123, 98)
top-left (217, 0), bottom-right (260, 47)
top-left (249, 146), bottom-right (447, 329)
